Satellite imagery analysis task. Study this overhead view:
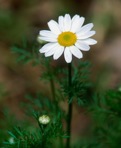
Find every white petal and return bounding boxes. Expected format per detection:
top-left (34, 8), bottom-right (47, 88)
top-left (53, 45), bottom-right (64, 60)
top-left (72, 14), bottom-right (80, 21)
top-left (82, 38), bottom-right (97, 45)
top-left (75, 41), bottom-right (90, 51)
top-left (39, 30), bottom-right (57, 38)
top-left (48, 20), bottom-right (61, 35)
top-left (58, 16), bottom-right (64, 31)
top-left (64, 14), bottom-right (71, 31)
top-left (71, 15), bottom-right (85, 33)
top-left (70, 46), bottom-right (83, 59)
top-left (39, 43), bottom-right (58, 53)
top-left (78, 23), bottom-right (94, 34)
top-left (64, 47), bottom-right (72, 63)
top-left (80, 17), bottom-right (85, 26)
top-left (38, 36), bottom-right (57, 42)
top-left (77, 31), bottom-right (96, 39)
top-left (45, 44), bottom-right (59, 57)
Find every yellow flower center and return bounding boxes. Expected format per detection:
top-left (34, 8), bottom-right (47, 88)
top-left (58, 31), bottom-right (77, 47)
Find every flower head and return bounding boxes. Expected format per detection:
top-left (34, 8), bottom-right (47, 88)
top-left (38, 115), bottom-right (50, 125)
top-left (38, 14), bottom-right (97, 63)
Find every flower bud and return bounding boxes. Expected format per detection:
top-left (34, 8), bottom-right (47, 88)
top-left (38, 115), bottom-right (50, 125)
top-left (8, 137), bottom-right (14, 144)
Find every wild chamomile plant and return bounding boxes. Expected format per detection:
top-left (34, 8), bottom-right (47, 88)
top-left (2, 14), bottom-right (97, 148)
top-left (2, 11), bottom-right (121, 147)
top-left (38, 14), bottom-right (97, 148)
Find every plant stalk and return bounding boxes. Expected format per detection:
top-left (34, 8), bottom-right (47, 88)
top-left (66, 63), bottom-right (73, 148)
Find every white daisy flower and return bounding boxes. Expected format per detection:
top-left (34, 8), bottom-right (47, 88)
top-left (38, 14), bottom-right (97, 63)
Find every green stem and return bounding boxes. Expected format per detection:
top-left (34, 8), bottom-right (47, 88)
top-left (66, 63), bottom-right (73, 148)
top-left (50, 77), bottom-right (56, 100)
top-left (38, 123), bottom-right (46, 147)
top-left (47, 62), bottom-right (57, 108)
top-left (50, 77), bottom-right (58, 111)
